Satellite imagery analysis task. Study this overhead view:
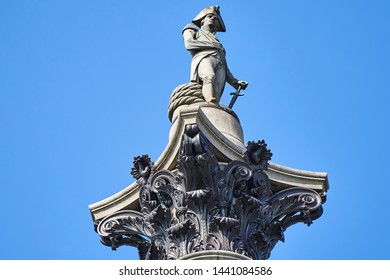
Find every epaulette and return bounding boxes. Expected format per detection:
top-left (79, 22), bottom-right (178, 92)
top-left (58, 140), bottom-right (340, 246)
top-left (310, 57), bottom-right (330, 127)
top-left (182, 23), bottom-right (198, 34)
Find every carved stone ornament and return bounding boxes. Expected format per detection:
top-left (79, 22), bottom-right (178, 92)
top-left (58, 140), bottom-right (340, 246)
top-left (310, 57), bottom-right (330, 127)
top-left (96, 124), bottom-right (323, 260)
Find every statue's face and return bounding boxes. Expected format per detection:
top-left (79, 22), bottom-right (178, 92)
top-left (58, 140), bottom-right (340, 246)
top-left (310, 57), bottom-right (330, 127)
top-left (202, 13), bottom-right (220, 32)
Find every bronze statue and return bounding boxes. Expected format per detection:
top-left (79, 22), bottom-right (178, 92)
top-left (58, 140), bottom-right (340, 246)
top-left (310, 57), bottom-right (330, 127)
top-left (182, 6), bottom-right (248, 103)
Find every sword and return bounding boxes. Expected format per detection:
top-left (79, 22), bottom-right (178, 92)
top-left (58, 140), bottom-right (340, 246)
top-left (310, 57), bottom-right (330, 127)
top-left (228, 85), bottom-right (244, 109)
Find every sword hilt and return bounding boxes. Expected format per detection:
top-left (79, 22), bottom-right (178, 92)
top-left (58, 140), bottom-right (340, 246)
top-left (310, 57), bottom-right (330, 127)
top-left (230, 85), bottom-right (244, 97)
top-left (230, 92), bottom-right (244, 96)
top-left (228, 85), bottom-right (244, 109)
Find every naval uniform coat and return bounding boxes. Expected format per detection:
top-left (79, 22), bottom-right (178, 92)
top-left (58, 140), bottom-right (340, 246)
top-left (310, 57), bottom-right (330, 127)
top-left (182, 24), bottom-right (237, 85)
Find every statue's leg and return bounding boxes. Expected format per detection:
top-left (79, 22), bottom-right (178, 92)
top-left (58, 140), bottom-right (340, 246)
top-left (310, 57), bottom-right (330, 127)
top-left (214, 64), bottom-right (226, 102)
top-left (198, 58), bottom-right (217, 103)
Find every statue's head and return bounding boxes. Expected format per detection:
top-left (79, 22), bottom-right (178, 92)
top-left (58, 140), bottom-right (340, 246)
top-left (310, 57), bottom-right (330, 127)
top-left (192, 6), bottom-right (226, 32)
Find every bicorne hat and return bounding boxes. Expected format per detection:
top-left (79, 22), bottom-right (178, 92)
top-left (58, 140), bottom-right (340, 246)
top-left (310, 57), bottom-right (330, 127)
top-left (192, 6), bottom-right (226, 32)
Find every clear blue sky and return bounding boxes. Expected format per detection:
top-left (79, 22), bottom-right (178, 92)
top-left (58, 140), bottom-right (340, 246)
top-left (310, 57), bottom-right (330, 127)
top-left (1, 0), bottom-right (389, 260)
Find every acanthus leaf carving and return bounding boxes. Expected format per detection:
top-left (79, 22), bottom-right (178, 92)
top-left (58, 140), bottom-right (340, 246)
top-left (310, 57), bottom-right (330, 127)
top-left (244, 140), bottom-right (272, 171)
top-left (131, 154), bottom-right (155, 186)
top-left (95, 124), bottom-right (324, 259)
